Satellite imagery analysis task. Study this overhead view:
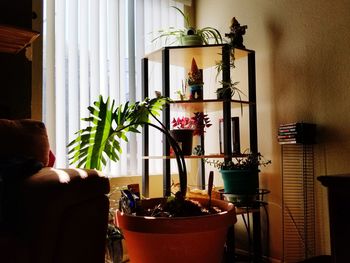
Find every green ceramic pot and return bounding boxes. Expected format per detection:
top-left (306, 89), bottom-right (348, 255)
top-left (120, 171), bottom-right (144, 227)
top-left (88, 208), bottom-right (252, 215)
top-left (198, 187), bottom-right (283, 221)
top-left (220, 169), bottom-right (259, 204)
top-left (179, 35), bottom-right (203, 46)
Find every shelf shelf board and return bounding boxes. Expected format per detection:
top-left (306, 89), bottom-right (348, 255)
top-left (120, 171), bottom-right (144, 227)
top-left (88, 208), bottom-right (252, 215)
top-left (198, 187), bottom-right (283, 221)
top-left (0, 24), bottom-right (40, 54)
top-left (170, 99), bottom-right (251, 112)
top-left (145, 44), bottom-right (254, 68)
top-left (142, 153), bottom-right (248, 160)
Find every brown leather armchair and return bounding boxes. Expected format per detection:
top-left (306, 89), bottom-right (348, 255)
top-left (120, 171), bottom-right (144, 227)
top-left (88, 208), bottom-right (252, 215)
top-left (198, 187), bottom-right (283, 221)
top-left (0, 119), bottom-right (110, 263)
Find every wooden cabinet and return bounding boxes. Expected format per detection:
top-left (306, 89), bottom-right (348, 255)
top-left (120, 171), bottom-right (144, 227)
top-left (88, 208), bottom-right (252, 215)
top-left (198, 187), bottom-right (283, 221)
top-left (0, 0), bottom-right (39, 119)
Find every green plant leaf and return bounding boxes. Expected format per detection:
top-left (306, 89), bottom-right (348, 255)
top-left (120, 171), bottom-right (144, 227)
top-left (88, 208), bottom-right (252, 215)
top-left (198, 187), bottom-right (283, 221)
top-left (67, 96), bottom-right (171, 172)
top-left (68, 95), bottom-right (116, 170)
top-left (171, 6), bottom-right (190, 28)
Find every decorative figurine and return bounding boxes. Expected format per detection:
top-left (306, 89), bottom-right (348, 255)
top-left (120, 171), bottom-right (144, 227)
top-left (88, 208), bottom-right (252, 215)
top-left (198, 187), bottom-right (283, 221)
top-left (187, 58), bottom-right (203, 100)
top-left (225, 17), bottom-right (247, 48)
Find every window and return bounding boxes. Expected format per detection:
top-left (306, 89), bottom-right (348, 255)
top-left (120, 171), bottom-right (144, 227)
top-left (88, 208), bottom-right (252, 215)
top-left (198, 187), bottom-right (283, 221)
top-left (43, 0), bottom-right (188, 176)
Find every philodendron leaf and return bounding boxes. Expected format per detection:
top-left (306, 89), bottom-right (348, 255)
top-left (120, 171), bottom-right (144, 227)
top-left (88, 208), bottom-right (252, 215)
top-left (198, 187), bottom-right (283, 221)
top-left (68, 95), bottom-right (116, 170)
top-left (84, 96), bottom-right (114, 170)
top-left (67, 95), bottom-right (170, 171)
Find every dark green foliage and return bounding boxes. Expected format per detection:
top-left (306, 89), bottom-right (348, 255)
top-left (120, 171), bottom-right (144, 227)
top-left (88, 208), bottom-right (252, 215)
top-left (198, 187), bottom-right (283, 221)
top-left (67, 96), bottom-right (169, 170)
top-left (68, 95), bottom-right (189, 197)
top-left (205, 152), bottom-right (271, 170)
top-left (152, 6), bottom-right (222, 46)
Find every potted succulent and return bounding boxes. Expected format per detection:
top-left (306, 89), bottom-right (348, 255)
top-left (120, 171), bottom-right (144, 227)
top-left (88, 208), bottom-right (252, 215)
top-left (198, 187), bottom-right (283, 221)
top-left (171, 112), bottom-right (211, 155)
top-left (153, 6), bottom-right (222, 46)
top-left (68, 96), bottom-right (236, 263)
top-left (204, 152), bottom-right (271, 205)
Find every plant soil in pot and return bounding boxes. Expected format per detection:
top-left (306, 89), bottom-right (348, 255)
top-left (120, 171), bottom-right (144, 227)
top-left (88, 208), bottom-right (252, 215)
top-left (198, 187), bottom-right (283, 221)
top-left (170, 129), bottom-right (194, 156)
top-left (116, 197), bottom-right (236, 263)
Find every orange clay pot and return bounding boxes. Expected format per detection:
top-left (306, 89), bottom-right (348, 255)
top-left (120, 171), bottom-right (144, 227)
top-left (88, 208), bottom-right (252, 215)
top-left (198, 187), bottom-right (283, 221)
top-left (116, 197), bottom-right (236, 263)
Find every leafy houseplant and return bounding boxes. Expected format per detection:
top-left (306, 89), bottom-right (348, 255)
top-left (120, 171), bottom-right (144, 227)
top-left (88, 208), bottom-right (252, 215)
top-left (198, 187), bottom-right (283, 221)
top-left (67, 95), bottom-right (236, 263)
top-left (205, 152), bottom-right (271, 171)
top-left (153, 6), bottom-right (222, 46)
top-left (204, 152), bottom-right (271, 204)
top-left (68, 95), bottom-right (188, 195)
top-left (216, 80), bottom-right (242, 100)
top-left (215, 18), bottom-right (248, 100)
top-left (171, 112), bottom-right (212, 136)
top-left (171, 112), bottom-right (212, 156)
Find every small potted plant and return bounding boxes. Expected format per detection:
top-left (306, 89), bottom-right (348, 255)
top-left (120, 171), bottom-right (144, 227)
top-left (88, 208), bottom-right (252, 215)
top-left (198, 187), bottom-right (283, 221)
top-left (171, 112), bottom-right (211, 155)
top-left (215, 17), bottom-right (248, 100)
top-left (204, 152), bottom-right (271, 204)
top-left (153, 6), bottom-right (222, 46)
top-left (216, 80), bottom-right (241, 100)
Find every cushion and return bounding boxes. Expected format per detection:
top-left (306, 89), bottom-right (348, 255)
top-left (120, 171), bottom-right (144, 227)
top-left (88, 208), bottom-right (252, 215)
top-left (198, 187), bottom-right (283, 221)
top-left (48, 150), bottom-right (56, 167)
top-left (0, 119), bottom-right (50, 166)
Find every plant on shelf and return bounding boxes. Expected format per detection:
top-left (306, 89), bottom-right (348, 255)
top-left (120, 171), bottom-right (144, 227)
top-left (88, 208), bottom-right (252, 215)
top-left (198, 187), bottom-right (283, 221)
top-left (67, 95), bottom-right (236, 263)
top-left (152, 6), bottom-right (222, 46)
top-left (216, 80), bottom-right (242, 100)
top-left (169, 112), bottom-right (210, 157)
top-left (204, 151), bottom-right (271, 171)
top-left (215, 17), bottom-right (248, 100)
top-left (201, 151), bottom-right (271, 204)
top-left (171, 112), bottom-right (212, 136)
top-left (170, 112), bottom-right (212, 156)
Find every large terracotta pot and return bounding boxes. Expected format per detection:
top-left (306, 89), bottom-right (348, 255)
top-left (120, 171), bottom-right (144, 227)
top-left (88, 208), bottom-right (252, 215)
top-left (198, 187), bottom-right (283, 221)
top-left (116, 197), bottom-right (236, 263)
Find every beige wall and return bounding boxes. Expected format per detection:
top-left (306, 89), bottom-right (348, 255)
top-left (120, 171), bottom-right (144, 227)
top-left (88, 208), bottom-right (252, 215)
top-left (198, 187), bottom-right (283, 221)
top-left (196, 0), bottom-right (350, 260)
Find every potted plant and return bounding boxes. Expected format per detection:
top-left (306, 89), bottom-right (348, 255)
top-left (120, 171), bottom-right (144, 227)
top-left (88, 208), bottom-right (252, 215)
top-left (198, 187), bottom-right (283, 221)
top-left (216, 80), bottom-right (241, 100)
top-left (204, 152), bottom-right (271, 205)
top-left (153, 6), bottom-right (222, 46)
top-left (171, 112), bottom-right (211, 155)
top-left (215, 17), bottom-right (248, 100)
top-left (105, 222), bottom-right (124, 263)
top-left (68, 96), bottom-right (236, 263)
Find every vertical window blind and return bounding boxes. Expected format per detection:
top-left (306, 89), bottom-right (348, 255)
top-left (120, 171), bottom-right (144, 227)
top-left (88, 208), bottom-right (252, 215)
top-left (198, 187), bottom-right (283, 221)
top-left (43, 0), bottom-right (187, 176)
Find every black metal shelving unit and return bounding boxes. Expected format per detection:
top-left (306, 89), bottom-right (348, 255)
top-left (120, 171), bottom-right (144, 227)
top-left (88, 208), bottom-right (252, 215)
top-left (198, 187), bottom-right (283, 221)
top-left (141, 44), bottom-right (263, 261)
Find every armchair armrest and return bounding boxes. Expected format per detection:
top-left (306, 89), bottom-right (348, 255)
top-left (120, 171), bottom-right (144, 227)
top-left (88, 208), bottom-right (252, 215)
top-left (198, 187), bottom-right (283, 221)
top-left (18, 167), bottom-right (110, 263)
top-left (22, 167), bottom-right (110, 207)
